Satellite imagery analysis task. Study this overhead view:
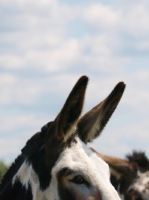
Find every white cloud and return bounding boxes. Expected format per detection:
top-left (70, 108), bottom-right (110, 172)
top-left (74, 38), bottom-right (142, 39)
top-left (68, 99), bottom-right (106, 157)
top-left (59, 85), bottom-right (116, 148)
top-left (0, 54), bottom-right (24, 69)
top-left (120, 3), bottom-right (149, 37)
top-left (0, 76), bottom-right (43, 105)
top-left (0, 73), bottom-right (17, 84)
top-left (138, 40), bottom-right (149, 51)
top-left (82, 1), bottom-right (149, 37)
top-left (83, 3), bottom-right (120, 29)
top-left (24, 38), bottom-right (81, 72)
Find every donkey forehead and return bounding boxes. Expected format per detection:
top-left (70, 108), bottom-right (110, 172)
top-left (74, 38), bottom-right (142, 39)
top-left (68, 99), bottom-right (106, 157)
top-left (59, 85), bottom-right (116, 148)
top-left (52, 137), bottom-right (110, 179)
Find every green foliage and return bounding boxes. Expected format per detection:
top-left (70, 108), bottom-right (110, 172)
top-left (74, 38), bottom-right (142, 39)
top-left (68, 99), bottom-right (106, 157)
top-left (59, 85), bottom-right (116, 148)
top-left (0, 160), bottom-right (8, 179)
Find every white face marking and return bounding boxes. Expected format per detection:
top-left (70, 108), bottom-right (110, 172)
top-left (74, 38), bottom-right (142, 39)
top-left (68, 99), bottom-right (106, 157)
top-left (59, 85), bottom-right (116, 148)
top-left (12, 136), bottom-right (120, 200)
top-left (49, 137), bottom-right (120, 200)
top-left (13, 161), bottom-right (59, 200)
top-left (128, 171), bottom-right (149, 200)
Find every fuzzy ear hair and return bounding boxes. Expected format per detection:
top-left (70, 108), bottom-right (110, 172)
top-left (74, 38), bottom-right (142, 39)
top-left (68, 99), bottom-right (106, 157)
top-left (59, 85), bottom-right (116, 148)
top-left (77, 82), bottom-right (126, 143)
top-left (45, 76), bottom-right (89, 142)
top-left (90, 147), bottom-right (136, 179)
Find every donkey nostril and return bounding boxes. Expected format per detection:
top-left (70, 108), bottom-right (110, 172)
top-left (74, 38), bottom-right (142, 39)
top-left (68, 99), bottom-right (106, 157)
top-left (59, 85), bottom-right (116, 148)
top-left (127, 187), bottom-right (141, 199)
top-left (142, 189), bottom-right (147, 193)
top-left (127, 188), bottom-right (135, 195)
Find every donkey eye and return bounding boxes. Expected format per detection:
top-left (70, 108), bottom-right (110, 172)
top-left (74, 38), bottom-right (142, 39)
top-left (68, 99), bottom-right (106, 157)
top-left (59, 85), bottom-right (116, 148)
top-left (72, 175), bottom-right (86, 184)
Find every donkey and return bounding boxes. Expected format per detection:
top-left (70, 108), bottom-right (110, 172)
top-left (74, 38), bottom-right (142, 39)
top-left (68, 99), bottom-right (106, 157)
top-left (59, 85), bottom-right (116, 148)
top-left (0, 76), bottom-right (125, 200)
top-left (91, 148), bottom-right (149, 200)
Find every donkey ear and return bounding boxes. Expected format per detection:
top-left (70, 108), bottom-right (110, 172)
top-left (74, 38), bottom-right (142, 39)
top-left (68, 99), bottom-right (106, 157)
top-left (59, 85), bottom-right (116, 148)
top-left (77, 82), bottom-right (125, 143)
top-left (90, 148), bottom-right (136, 179)
top-left (46, 76), bottom-right (89, 142)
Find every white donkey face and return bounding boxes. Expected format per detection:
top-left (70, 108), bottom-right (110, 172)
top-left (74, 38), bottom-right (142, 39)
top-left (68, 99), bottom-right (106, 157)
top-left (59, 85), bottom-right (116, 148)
top-left (49, 138), bottom-right (119, 200)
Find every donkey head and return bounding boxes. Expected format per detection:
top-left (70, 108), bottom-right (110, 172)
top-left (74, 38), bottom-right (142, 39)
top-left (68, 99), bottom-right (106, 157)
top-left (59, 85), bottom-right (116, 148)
top-left (92, 149), bottom-right (149, 200)
top-left (127, 152), bottom-right (149, 200)
top-left (0, 76), bottom-right (125, 200)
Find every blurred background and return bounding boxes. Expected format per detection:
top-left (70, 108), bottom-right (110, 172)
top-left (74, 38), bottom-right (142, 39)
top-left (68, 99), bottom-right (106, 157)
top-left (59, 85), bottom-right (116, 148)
top-left (0, 0), bottom-right (149, 168)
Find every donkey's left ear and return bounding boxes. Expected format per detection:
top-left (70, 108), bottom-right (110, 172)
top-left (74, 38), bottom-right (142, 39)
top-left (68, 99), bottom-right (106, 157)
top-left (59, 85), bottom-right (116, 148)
top-left (77, 82), bottom-right (126, 143)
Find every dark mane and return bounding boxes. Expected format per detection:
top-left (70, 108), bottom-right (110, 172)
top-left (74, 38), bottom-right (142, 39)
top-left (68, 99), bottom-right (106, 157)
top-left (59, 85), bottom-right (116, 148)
top-left (21, 122), bottom-right (52, 156)
top-left (0, 122), bottom-right (52, 191)
top-left (126, 150), bottom-right (149, 172)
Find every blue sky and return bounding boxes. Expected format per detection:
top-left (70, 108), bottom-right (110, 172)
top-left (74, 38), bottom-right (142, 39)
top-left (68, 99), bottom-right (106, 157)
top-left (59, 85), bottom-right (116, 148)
top-left (0, 0), bottom-right (149, 164)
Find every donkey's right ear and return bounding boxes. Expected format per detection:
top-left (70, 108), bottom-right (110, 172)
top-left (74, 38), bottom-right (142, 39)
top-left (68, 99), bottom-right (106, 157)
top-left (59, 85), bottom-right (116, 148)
top-left (77, 82), bottom-right (126, 143)
top-left (45, 76), bottom-right (89, 142)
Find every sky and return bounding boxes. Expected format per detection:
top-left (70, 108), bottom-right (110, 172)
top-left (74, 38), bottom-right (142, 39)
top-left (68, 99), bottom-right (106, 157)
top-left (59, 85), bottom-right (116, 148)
top-left (0, 0), bottom-right (149, 164)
